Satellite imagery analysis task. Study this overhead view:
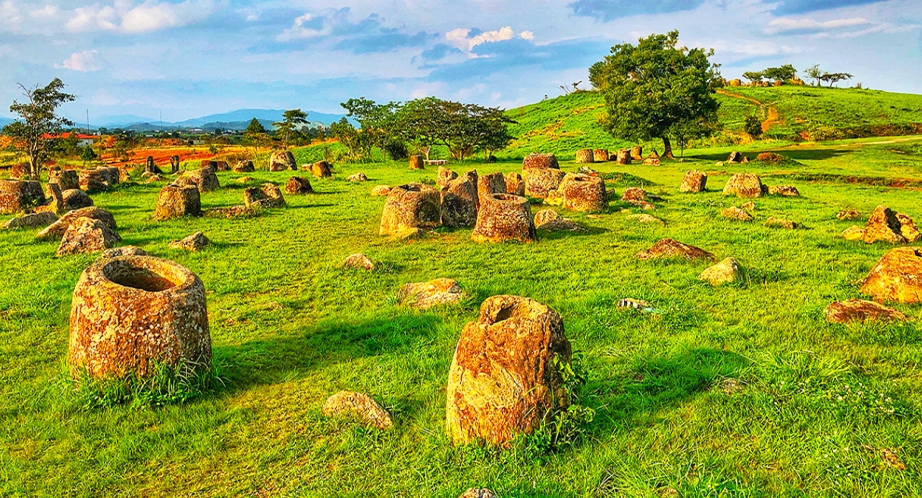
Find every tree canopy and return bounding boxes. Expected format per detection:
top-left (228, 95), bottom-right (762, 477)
top-left (273, 109), bottom-right (309, 149)
top-left (589, 30), bottom-right (721, 158)
top-left (2, 78), bottom-right (76, 178)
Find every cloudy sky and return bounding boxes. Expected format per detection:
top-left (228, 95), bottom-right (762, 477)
top-left (0, 0), bottom-right (920, 122)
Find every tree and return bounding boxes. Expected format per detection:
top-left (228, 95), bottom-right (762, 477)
top-left (243, 118), bottom-right (270, 161)
top-left (340, 98), bottom-right (402, 160)
top-left (273, 109), bottom-right (309, 149)
top-left (805, 65), bottom-right (823, 86)
top-left (742, 71), bottom-right (764, 84)
top-left (2, 78), bottom-right (76, 179)
top-left (398, 98), bottom-right (513, 161)
top-left (330, 118), bottom-right (368, 161)
top-left (80, 144), bottom-right (97, 163)
top-left (589, 30), bottom-right (721, 158)
top-left (762, 64), bottom-right (797, 83)
top-left (819, 72), bottom-right (853, 87)
top-left (744, 114), bottom-right (763, 139)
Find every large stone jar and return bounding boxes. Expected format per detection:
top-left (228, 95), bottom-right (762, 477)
top-left (471, 193), bottom-right (536, 243)
top-left (69, 256), bottom-right (212, 378)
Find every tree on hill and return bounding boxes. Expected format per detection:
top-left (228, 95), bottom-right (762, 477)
top-left (805, 65), bottom-right (824, 86)
top-left (589, 30), bottom-right (721, 158)
top-left (762, 64), bottom-right (797, 83)
top-left (2, 78), bottom-right (76, 179)
top-left (742, 71), bottom-right (764, 84)
top-left (273, 109), bottom-right (309, 149)
top-left (340, 98), bottom-right (404, 160)
top-left (244, 118), bottom-right (270, 161)
top-left (819, 72), bottom-right (853, 88)
top-left (397, 98), bottom-right (513, 161)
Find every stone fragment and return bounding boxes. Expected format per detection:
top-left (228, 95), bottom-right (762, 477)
top-left (764, 217), bottom-right (799, 229)
top-left (825, 299), bottom-right (908, 323)
top-left (49, 169), bottom-right (80, 190)
top-left (2, 211), bottom-right (57, 230)
top-left (179, 166), bottom-right (220, 192)
top-left (477, 172), bottom-right (506, 200)
top-left (534, 209), bottom-right (581, 231)
top-left (285, 176), bottom-right (314, 195)
top-left (169, 231), bottom-right (211, 252)
top-left (322, 391), bottom-right (392, 430)
top-left (398, 278), bottom-right (466, 309)
top-left (244, 183), bottom-right (286, 208)
top-left (370, 185), bottom-right (392, 197)
top-left (446, 295), bottom-right (571, 446)
top-left (727, 151), bottom-right (744, 164)
top-left (101, 246), bottom-right (149, 259)
top-left (504, 172), bottom-right (525, 196)
top-left (459, 489), bottom-right (497, 498)
top-left (60, 189), bottom-right (94, 211)
top-left (155, 184), bottom-right (202, 221)
top-left (269, 150), bottom-right (297, 171)
top-left (0, 179), bottom-right (45, 214)
top-left (721, 206), bottom-right (753, 222)
top-left (347, 172), bottom-right (368, 182)
top-left (441, 174), bottom-right (478, 229)
top-left (342, 253), bottom-right (376, 271)
top-left (769, 185), bottom-right (800, 197)
top-left (437, 167), bottom-right (458, 188)
top-left (311, 161), bottom-right (333, 178)
top-left (699, 257), bottom-right (744, 285)
top-left (897, 213), bottom-right (920, 243)
top-left (203, 206), bottom-right (256, 218)
top-left (628, 213), bottom-right (664, 225)
top-left (233, 160), bottom-right (255, 173)
top-left (57, 217), bottom-right (121, 256)
top-left (680, 170), bottom-right (707, 193)
top-left (69, 255), bottom-right (211, 378)
top-left (630, 145), bottom-right (643, 161)
top-left (38, 207), bottom-right (117, 240)
top-left (723, 173), bottom-right (765, 198)
top-left (842, 226), bottom-right (865, 241)
top-left (637, 238), bottom-right (716, 261)
top-left (860, 247), bottom-right (922, 304)
top-left (862, 206), bottom-right (905, 244)
top-left (837, 209), bottom-right (861, 221)
top-left (472, 193), bottom-right (536, 243)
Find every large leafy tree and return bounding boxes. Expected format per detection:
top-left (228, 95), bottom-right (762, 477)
top-left (589, 30), bottom-right (721, 158)
top-left (340, 98), bottom-right (403, 160)
top-left (243, 118), bottom-right (270, 161)
top-left (398, 98), bottom-right (513, 160)
top-left (273, 109), bottom-right (309, 149)
top-left (2, 78), bottom-right (76, 179)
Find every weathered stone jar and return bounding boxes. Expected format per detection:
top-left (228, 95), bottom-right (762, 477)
top-left (379, 183), bottom-right (441, 235)
top-left (560, 173), bottom-right (607, 212)
top-left (471, 193), bottom-right (536, 243)
top-left (69, 256), bottom-right (212, 379)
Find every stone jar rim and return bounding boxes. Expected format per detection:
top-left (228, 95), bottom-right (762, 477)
top-left (91, 255), bottom-right (199, 295)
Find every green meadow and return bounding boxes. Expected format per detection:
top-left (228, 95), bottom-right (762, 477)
top-left (2, 129), bottom-right (921, 495)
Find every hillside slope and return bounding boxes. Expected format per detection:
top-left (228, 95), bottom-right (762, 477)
top-left (499, 86), bottom-right (922, 159)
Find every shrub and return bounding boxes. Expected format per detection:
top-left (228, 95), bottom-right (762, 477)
top-left (744, 114), bottom-right (763, 138)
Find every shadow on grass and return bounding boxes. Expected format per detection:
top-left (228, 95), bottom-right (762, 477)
top-left (212, 314), bottom-right (442, 394)
top-left (691, 148), bottom-right (850, 163)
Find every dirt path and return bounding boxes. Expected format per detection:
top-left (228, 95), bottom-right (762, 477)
top-left (716, 89), bottom-right (782, 133)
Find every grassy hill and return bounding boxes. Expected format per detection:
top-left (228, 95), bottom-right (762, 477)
top-left (499, 86), bottom-right (922, 159)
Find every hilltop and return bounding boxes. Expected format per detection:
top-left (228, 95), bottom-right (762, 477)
top-left (499, 86), bottom-right (922, 159)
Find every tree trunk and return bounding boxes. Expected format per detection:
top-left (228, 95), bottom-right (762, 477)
top-left (662, 136), bottom-right (674, 159)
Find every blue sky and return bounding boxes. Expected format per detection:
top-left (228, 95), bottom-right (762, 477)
top-left (0, 0), bottom-right (920, 122)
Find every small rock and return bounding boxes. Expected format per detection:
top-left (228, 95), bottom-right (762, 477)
top-left (244, 183), bottom-right (286, 208)
top-left (637, 238), bottom-right (716, 261)
top-left (3, 211), bottom-right (57, 230)
top-left (699, 257), bottom-right (744, 285)
top-left (236, 176), bottom-right (252, 184)
top-left (836, 209), bottom-right (861, 221)
top-left (679, 170), bottom-right (707, 193)
top-left (534, 209), bottom-right (581, 231)
top-left (825, 299), bottom-right (908, 323)
top-left (860, 247), bottom-right (922, 304)
top-left (459, 489), bottom-right (498, 498)
top-left (371, 185), bottom-right (392, 197)
top-left (628, 214), bottom-right (665, 225)
top-left (764, 217), bottom-right (799, 229)
top-left (37, 207), bottom-right (117, 240)
top-left (617, 298), bottom-right (651, 310)
top-left (397, 278), bottom-right (466, 309)
top-left (863, 205), bottom-right (905, 244)
top-left (169, 231), bottom-right (211, 252)
top-left (60, 189), bottom-right (94, 211)
top-left (100, 246), bottom-right (149, 258)
top-left (203, 206), bottom-right (256, 218)
top-left (342, 253), bottom-right (375, 271)
top-left (56, 217), bottom-right (121, 256)
top-left (768, 185), bottom-right (800, 197)
top-left (897, 213), bottom-right (920, 242)
top-left (322, 391), bottom-right (392, 430)
top-left (842, 226), bottom-right (865, 241)
top-left (723, 173), bottom-right (765, 198)
top-left (285, 176), bottom-right (314, 195)
top-left (719, 378), bottom-right (745, 395)
top-left (721, 206), bottom-right (753, 222)
top-left (741, 201), bottom-right (756, 211)
top-left (347, 172), bottom-right (368, 182)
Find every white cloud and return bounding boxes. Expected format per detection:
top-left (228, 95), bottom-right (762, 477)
top-left (278, 13), bottom-right (333, 41)
top-left (65, 0), bottom-right (215, 34)
top-left (30, 5), bottom-right (57, 18)
top-left (57, 50), bottom-right (103, 72)
top-left (519, 30), bottom-right (534, 40)
top-left (445, 25), bottom-right (533, 52)
top-left (0, 1), bottom-right (22, 25)
top-left (765, 17), bottom-right (870, 34)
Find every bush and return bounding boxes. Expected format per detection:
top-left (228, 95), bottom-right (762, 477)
top-left (744, 114), bottom-right (763, 138)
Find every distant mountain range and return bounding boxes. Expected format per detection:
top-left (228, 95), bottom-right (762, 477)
top-left (83, 109), bottom-right (347, 131)
top-left (0, 117), bottom-right (13, 128)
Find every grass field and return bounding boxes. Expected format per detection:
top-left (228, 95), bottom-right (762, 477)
top-left (2, 135), bottom-right (921, 496)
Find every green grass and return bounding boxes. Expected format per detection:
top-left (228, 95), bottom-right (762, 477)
top-left (2, 137), bottom-right (921, 496)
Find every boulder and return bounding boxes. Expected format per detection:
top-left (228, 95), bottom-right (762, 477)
top-left (170, 155), bottom-right (181, 174)
top-left (233, 160), bottom-right (255, 173)
top-left (236, 177), bottom-right (252, 184)
top-left (145, 156), bottom-right (163, 175)
top-left (721, 206), bottom-right (753, 222)
top-left (616, 148), bottom-right (631, 165)
top-left (446, 295), bottom-right (572, 446)
top-left (69, 255), bottom-right (211, 378)
top-left (155, 184), bottom-right (202, 221)
top-left (637, 238), bottom-right (716, 261)
top-left (680, 170), bottom-right (707, 193)
top-left (756, 152), bottom-right (785, 163)
top-left (398, 278), bottom-right (467, 309)
top-left (723, 173), bottom-right (765, 198)
top-left (379, 183), bottom-right (441, 236)
top-left (203, 206), bottom-right (256, 218)
top-left (897, 213), bottom-right (921, 242)
top-left (101, 246), bottom-right (149, 259)
top-left (560, 173), bottom-right (607, 212)
top-left (37, 207), bottom-right (117, 240)
top-left (322, 391), bottom-right (392, 430)
top-left (60, 189), bottom-right (94, 211)
top-left (534, 209), bottom-right (581, 231)
top-left (440, 174), bottom-right (479, 229)
top-left (741, 201), bottom-right (756, 211)
top-left (842, 226), bottom-right (865, 241)
top-left (347, 172), bottom-right (368, 182)
top-left (269, 151), bottom-right (297, 171)
top-left (311, 161), bottom-right (333, 178)
top-left (169, 231), bottom-right (211, 252)
top-left (285, 176), bottom-right (314, 195)
top-left (630, 145), bottom-right (643, 161)
top-left (825, 299), bottom-right (908, 324)
top-left (863, 206), bottom-right (905, 244)
top-left (0, 179), bottom-right (45, 214)
top-left (477, 172), bottom-right (506, 200)
top-left (575, 149), bottom-right (594, 163)
top-left (370, 185), bottom-right (392, 197)
top-left (860, 247), bottom-right (922, 304)
top-left (523, 168), bottom-right (566, 198)
top-left (49, 169), bottom-right (80, 190)
top-left (2, 211), bottom-right (58, 230)
top-left (342, 253), bottom-right (376, 271)
top-left (621, 187), bottom-right (658, 210)
top-left (727, 151), bottom-right (744, 164)
top-left (593, 149), bottom-right (610, 162)
top-left (409, 155), bottom-right (424, 170)
top-left (57, 217), bottom-right (122, 256)
top-left (472, 193), bottom-right (536, 243)
top-left (769, 185), bottom-right (800, 197)
top-left (699, 258), bottom-right (744, 285)
top-left (837, 209), bottom-right (862, 221)
top-left (522, 152), bottom-right (559, 170)
top-left (765, 217), bottom-right (799, 229)
top-left (504, 172), bottom-right (525, 196)
top-left (244, 183), bottom-right (286, 208)
top-left (79, 167), bottom-right (119, 191)
top-left (437, 167), bottom-right (458, 188)
top-left (180, 167), bottom-right (220, 192)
